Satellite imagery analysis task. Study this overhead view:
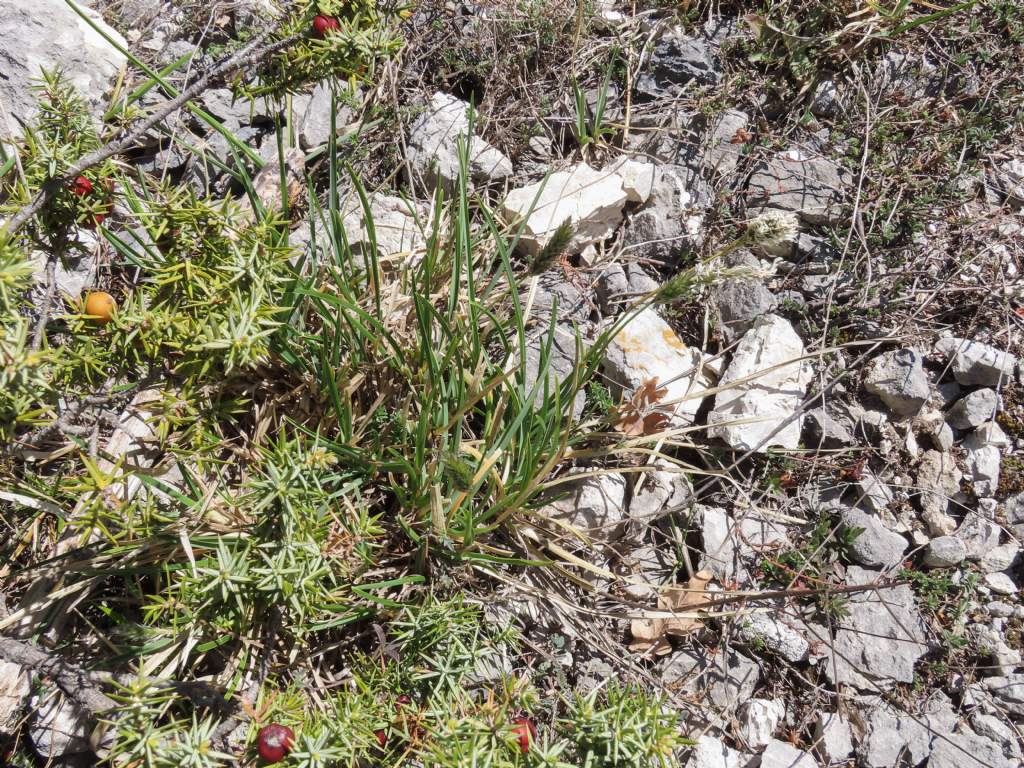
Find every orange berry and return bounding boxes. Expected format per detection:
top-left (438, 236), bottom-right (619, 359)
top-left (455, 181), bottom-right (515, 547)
top-left (84, 291), bottom-right (116, 324)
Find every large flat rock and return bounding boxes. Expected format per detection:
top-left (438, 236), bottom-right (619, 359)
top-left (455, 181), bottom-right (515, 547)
top-left (501, 163), bottom-right (628, 257)
top-left (0, 0), bottom-right (128, 124)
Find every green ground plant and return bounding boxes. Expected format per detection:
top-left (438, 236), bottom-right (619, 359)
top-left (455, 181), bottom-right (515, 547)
top-left (10, 2), bottom-right (1006, 763)
top-left (0, 47), bottom-right (715, 762)
top-left (759, 513), bottom-right (864, 619)
top-left (93, 597), bottom-right (686, 768)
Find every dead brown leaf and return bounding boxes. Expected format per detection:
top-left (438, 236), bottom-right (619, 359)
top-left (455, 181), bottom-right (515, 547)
top-left (613, 378), bottom-right (670, 437)
top-left (730, 127), bottom-right (754, 144)
top-left (629, 571), bottom-right (711, 656)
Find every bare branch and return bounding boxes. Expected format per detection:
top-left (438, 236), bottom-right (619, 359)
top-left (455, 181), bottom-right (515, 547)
top-left (0, 635), bottom-right (113, 714)
top-left (3, 25), bottom-right (302, 236)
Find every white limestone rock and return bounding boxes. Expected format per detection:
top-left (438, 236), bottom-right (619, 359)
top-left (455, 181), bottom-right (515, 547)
top-left (864, 348), bottom-right (930, 417)
top-left (535, 472), bottom-right (628, 541)
top-left (934, 337), bottom-right (1018, 386)
top-left (824, 567), bottom-right (930, 689)
top-left (813, 712), bottom-right (854, 765)
top-left (916, 450), bottom-right (961, 536)
top-left (923, 536), bottom-right (967, 568)
top-left (760, 739), bottom-right (819, 768)
top-left (708, 314), bottom-right (812, 452)
top-left (603, 307), bottom-right (717, 429)
top-left (737, 698), bottom-right (785, 750)
top-left (28, 692), bottom-right (92, 758)
top-left (606, 157), bottom-right (657, 203)
top-left (686, 735), bottom-right (755, 768)
top-left (407, 92), bottom-right (512, 190)
top-left (501, 163), bottom-right (628, 257)
top-left (947, 389), bottom-right (999, 430)
top-left (341, 193), bottom-right (428, 267)
top-left (628, 461), bottom-right (693, 524)
top-left (738, 613), bottom-right (809, 663)
top-left (0, 0), bottom-right (128, 125)
top-left (964, 422), bottom-right (1009, 497)
top-left (698, 505), bottom-right (789, 582)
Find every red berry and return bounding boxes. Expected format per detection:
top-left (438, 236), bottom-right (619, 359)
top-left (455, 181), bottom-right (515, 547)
top-left (395, 694), bottom-right (412, 711)
top-left (511, 716), bottom-right (536, 754)
top-left (374, 728), bottom-right (387, 748)
top-left (83, 211), bottom-right (107, 229)
top-left (71, 176), bottom-right (93, 196)
top-left (312, 14), bottom-right (340, 38)
top-left (257, 724), bottom-right (294, 763)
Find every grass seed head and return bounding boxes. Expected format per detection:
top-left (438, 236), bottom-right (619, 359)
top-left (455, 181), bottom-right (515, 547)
top-left (744, 210), bottom-right (799, 247)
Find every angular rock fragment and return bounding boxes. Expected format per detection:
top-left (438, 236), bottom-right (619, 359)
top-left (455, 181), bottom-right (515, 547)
top-left (637, 30), bottom-right (722, 97)
top-left (712, 250), bottom-right (775, 342)
top-left (29, 692), bottom-right (92, 758)
top-left (535, 472), bottom-right (628, 541)
top-left (521, 328), bottom-right (587, 420)
top-left (628, 462), bottom-right (693, 524)
top-left (746, 148), bottom-right (852, 225)
top-left (704, 109), bottom-right (750, 175)
top-left (737, 614), bottom-right (809, 663)
top-left (823, 567), bottom-right (930, 689)
top-left (759, 739), bottom-right (818, 768)
top-left (606, 157), bottom-right (656, 204)
top-left (839, 506), bottom-right (907, 569)
top-left (708, 314), bottom-right (812, 452)
top-left (963, 422), bottom-right (1009, 498)
top-left (341, 193), bottom-right (428, 267)
top-left (922, 536), bottom-right (967, 568)
top-left (299, 81), bottom-right (357, 150)
top-left (619, 169), bottom-right (706, 266)
top-left (813, 712), bottom-right (854, 764)
top-left (853, 694), bottom-right (955, 767)
top-left (604, 307), bottom-right (716, 429)
top-left (737, 698), bottom-right (785, 750)
top-left (0, 0), bottom-right (128, 124)
top-left (686, 735), bottom-right (753, 768)
top-left (863, 348), bottom-right (930, 417)
top-left (916, 450), bottom-right (961, 536)
top-left (407, 92), bottom-right (512, 191)
top-left (955, 512), bottom-right (1002, 561)
top-left (947, 389), bottom-right (999, 430)
top-left (697, 505), bottom-right (788, 582)
top-left (934, 337), bottom-right (1018, 386)
top-left (501, 163), bottom-right (628, 257)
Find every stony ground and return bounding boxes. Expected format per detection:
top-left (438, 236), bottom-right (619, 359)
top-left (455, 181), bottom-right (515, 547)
top-left (1, 1), bottom-right (1024, 767)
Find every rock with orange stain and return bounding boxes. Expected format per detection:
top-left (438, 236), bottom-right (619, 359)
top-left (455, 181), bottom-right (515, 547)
top-left (603, 307), bottom-right (717, 429)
